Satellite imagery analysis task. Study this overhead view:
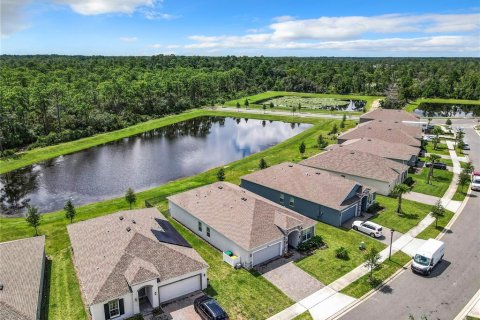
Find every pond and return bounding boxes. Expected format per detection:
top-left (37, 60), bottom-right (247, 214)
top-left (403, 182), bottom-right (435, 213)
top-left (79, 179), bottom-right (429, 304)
top-left (0, 116), bottom-right (312, 215)
top-left (414, 103), bottom-right (480, 118)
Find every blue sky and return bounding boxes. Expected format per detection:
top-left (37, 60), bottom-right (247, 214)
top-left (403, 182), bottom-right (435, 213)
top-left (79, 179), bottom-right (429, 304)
top-left (2, 0), bottom-right (479, 56)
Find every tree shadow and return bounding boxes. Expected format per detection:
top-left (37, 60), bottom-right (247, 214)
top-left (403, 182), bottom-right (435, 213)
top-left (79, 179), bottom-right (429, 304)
top-left (41, 257), bottom-right (53, 320)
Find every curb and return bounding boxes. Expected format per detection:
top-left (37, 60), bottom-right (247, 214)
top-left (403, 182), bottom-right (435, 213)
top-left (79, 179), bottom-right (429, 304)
top-left (454, 289), bottom-right (480, 320)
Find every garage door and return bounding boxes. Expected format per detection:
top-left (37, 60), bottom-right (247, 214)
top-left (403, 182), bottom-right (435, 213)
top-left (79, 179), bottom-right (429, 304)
top-left (252, 241), bottom-right (282, 266)
top-left (158, 274), bottom-right (201, 303)
top-left (341, 205), bottom-right (357, 224)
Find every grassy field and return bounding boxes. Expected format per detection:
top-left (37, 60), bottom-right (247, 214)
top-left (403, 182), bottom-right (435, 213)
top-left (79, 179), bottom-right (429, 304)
top-left (424, 142), bottom-right (451, 156)
top-left (293, 312), bottom-right (314, 320)
top-left (225, 91), bottom-right (382, 113)
top-left (405, 98), bottom-right (480, 113)
top-left (0, 112), bottom-right (355, 320)
top-left (411, 168), bottom-right (454, 197)
top-left (295, 222), bottom-right (386, 285)
top-left (370, 196), bottom-right (433, 233)
top-left (452, 184), bottom-right (469, 201)
top-left (416, 210), bottom-right (454, 240)
top-left (340, 252), bottom-right (411, 298)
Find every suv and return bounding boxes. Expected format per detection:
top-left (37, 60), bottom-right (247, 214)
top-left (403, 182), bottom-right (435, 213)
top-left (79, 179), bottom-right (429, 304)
top-left (472, 173), bottom-right (480, 191)
top-left (194, 295), bottom-right (229, 320)
top-left (425, 162), bottom-right (447, 170)
top-left (352, 221), bottom-right (383, 238)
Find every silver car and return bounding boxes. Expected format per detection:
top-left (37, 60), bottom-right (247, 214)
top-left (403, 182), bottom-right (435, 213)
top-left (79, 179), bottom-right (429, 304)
top-left (352, 221), bottom-right (383, 238)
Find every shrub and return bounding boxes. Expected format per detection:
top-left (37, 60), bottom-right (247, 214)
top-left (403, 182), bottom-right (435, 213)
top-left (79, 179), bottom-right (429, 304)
top-left (297, 235), bottom-right (324, 252)
top-left (403, 176), bottom-right (415, 187)
top-left (366, 202), bottom-right (382, 214)
top-left (125, 314), bottom-right (144, 320)
top-left (335, 247), bottom-right (349, 260)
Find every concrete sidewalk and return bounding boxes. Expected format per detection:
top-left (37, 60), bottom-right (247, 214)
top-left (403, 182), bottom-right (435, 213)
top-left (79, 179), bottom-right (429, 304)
top-left (403, 192), bottom-right (440, 206)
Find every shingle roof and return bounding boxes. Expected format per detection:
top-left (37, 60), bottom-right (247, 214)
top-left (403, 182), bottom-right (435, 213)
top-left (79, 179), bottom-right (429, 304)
top-left (168, 182), bottom-right (316, 251)
top-left (241, 162), bottom-right (361, 211)
top-left (0, 236), bottom-right (45, 320)
top-left (338, 124), bottom-right (421, 147)
top-left (360, 109), bottom-right (419, 122)
top-left (328, 138), bottom-right (420, 162)
top-left (300, 148), bottom-right (408, 183)
top-left (67, 208), bottom-right (207, 305)
top-left (358, 120), bottom-right (422, 139)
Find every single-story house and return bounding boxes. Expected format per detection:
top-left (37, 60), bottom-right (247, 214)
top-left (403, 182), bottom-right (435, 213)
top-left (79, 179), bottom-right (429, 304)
top-left (300, 148), bottom-right (409, 196)
top-left (168, 182), bottom-right (317, 269)
top-left (359, 109), bottom-right (419, 124)
top-left (0, 236), bottom-right (46, 320)
top-left (328, 138), bottom-right (421, 166)
top-left (359, 119), bottom-right (423, 139)
top-left (68, 208), bottom-right (208, 320)
top-left (240, 162), bottom-right (375, 227)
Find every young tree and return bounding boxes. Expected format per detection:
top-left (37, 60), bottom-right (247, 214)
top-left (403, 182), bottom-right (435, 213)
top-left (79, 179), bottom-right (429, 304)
top-left (365, 247), bottom-right (381, 282)
top-left (427, 154), bottom-right (441, 184)
top-left (317, 134), bottom-right (328, 149)
top-left (236, 102), bottom-right (240, 111)
top-left (26, 206), bottom-right (41, 236)
top-left (458, 171), bottom-right (471, 193)
top-left (244, 99), bottom-right (249, 108)
top-left (445, 118), bottom-right (452, 126)
top-left (125, 188), bottom-right (137, 209)
top-left (292, 106), bottom-right (297, 115)
top-left (432, 127), bottom-right (443, 150)
top-left (259, 158), bottom-right (268, 169)
top-left (298, 103), bottom-right (301, 113)
top-left (262, 104), bottom-right (267, 114)
top-left (217, 168), bottom-right (225, 181)
top-left (269, 101), bottom-right (274, 109)
top-left (342, 114), bottom-right (347, 122)
top-left (340, 120), bottom-right (345, 129)
top-left (329, 123), bottom-right (338, 135)
top-left (432, 136), bottom-right (440, 150)
top-left (430, 200), bottom-right (445, 228)
top-left (64, 199), bottom-right (76, 223)
top-left (391, 183), bottom-right (411, 213)
top-left (463, 162), bottom-right (474, 175)
top-left (455, 130), bottom-right (465, 147)
top-left (299, 141), bottom-right (306, 156)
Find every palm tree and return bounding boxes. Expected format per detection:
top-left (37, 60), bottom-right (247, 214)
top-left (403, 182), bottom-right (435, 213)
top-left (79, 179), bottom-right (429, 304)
top-left (432, 126), bottom-right (443, 150)
top-left (391, 183), bottom-right (411, 213)
top-left (427, 154), bottom-right (441, 184)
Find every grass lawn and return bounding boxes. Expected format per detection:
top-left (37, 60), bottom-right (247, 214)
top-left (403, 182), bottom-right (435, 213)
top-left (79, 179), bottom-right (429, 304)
top-left (416, 210), bottom-right (454, 240)
top-left (452, 184), bottom-right (469, 201)
top-left (0, 112), bottom-right (354, 320)
top-left (424, 142), bottom-right (451, 156)
top-left (405, 98), bottom-right (480, 113)
top-left (411, 168), bottom-right (453, 198)
top-left (225, 91), bottom-right (382, 112)
top-left (340, 251), bottom-right (411, 298)
top-left (370, 196), bottom-right (433, 233)
top-left (418, 156), bottom-right (452, 167)
top-left (293, 312), bottom-right (314, 320)
top-left (295, 222), bottom-right (386, 285)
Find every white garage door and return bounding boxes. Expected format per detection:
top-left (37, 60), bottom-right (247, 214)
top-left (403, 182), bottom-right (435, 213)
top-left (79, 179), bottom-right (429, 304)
top-left (252, 241), bottom-right (282, 266)
top-left (158, 274), bottom-right (201, 303)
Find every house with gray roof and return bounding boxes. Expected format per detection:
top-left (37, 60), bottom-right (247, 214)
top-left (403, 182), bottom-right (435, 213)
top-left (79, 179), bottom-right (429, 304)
top-left (68, 208), bottom-right (208, 320)
top-left (360, 109), bottom-right (419, 123)
top-left (168, 182), bottom-right (316, 269)
top-left (0, 236), bottom-right (45, 320)
top-left (337, 123), bottom-right (422, 147)
top-left (240, 162), bottom-right (376, 227)
top-left (300, 148), bottom-right (409, 196)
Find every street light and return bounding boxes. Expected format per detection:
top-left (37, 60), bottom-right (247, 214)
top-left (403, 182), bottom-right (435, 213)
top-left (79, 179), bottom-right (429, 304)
top-left (389, 229), bottom-right (395, 260)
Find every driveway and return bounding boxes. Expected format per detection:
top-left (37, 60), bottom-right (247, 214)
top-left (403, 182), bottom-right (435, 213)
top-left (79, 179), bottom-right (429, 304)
top-left (343, 214), bottom-right (404, 246)
top-left (161, 292), bottom-right (203, 320)
top-left (255, 252), bottom-right (324, 302)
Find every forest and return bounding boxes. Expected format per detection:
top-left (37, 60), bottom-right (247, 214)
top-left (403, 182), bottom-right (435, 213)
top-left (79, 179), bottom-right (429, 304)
top-left (1, 55), bottom-right (479, 153)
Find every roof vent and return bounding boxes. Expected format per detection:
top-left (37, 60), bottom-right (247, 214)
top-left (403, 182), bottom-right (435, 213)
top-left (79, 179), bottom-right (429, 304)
top-left (119, 216), bottom-right (124, 220)
top-left (0, 284), bottom-right (3, 291)
top-left (350, 152), bottom-right (355, 154)
top-left (218, 185), bottom-right (223, 189)
top-left (288, 164), bottom-right (293, 167)
top-left (367, 139), bottom-right (372, 141)
top-left (241, 197), bottom-right (247, 201)
top-left (387, 128), bottom-right (392, 131)
top-left (315, 172), bottom-right (321, 175)
top-left (341, 175), bottom-right (346, 178)
top-left (126, 227), bottom-right (131, 232)
top-left (132, 220), bottom-right (136, 224)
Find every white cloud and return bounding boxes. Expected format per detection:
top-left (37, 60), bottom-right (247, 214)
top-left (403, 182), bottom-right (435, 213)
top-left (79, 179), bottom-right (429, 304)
top-left (1, 0), bottom-right (32, 37)
top-left (56, 0), bottom-right (156, 15)
top-left (143, 10), bottom-right (179, 20)
top-left (151, 43), bottom-right (162, 48)
top-left (272, 15), bottom-right (295, 22)
top-left (120, 36), bottom-right (138, 42)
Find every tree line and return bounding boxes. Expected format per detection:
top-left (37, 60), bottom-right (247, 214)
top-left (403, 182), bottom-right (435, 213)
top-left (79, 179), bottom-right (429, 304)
top-left (1, 55), bottom-right (479, 153)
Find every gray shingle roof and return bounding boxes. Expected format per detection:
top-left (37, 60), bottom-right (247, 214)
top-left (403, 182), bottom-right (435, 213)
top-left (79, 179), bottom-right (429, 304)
top-left (360, 109), bottom-right (419, 122)
top-left (338, 124), bottom-right (421, 147)
top-left (67, 208), bottom-right (207, 305)
top-left (358, 120), bottom-right (422, 139)
top-left (241, 162), bottom-right (361, 211)
top-left (168, 182), bottom-right (316, 251)
top-left (0, 236), bottom-right (45, 320)
top-left (300, 148), bottom-right (408, 183)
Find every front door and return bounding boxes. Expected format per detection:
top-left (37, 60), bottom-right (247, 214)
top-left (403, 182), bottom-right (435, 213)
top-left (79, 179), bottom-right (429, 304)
top-left (138, 287), bottom-right (146, 299)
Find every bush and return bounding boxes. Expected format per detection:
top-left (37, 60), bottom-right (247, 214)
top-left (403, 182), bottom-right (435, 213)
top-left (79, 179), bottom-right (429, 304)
top-left (404, 176), bottom-right (414, 187)
top-left (366, 202), bottom-right (382, 214)
top-left (125, 314), bottom-right (144, 320)
top-left (335, 247), bottom-right (349, 260)
top-left (297, 235), bottom-right (324, 252)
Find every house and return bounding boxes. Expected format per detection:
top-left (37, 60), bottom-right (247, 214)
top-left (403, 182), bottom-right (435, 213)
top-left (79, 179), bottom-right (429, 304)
top-left (67, 208), bottom-right (208, 320)
top-left (357, 119), bottom-right (423, 139)
top-left (168, 182), bottom-right (317, 269)
top-left (240, 162), bottom-right (375, 227)
top-left (328, 138), bottom-right (420, 166)
top-left (337, 123), bottom-right (422, 147)
top-left (300, 148), bottom-right (409, 196)
top-left (0, 236), bottom-right (46, 320)
top-left (359, 109), bottom-right (419, 124)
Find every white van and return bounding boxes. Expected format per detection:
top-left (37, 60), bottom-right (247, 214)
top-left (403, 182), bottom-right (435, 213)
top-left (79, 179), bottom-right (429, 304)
top-left (411, 239), bottom-right (445, 276)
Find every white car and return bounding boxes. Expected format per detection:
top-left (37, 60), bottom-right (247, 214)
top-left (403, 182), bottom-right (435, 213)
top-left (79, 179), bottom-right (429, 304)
top-left (352, 221), bottom-right (383, 238)
top-left (472, 174), bottom-right (480, 191)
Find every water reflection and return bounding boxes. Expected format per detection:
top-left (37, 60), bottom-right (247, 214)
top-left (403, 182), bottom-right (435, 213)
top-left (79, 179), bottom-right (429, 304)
top-left (0, 116), bottom-right (311, 215)
top-left (414, 103), bottom-right (480, 118)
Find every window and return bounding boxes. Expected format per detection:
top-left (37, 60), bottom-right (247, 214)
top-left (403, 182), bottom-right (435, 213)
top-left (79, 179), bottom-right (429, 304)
top-left (279, 194), bottom-right (284, 204)
top-left (289, 197), bottom-right (295, 207)
top-left (108, 299), bottom-right (120, 318)
top-left (206, 227), bottom-right (211, 237)
top-left (302, 228), bottom-right (312, 242)
top-left (198, 221), bottom-right (202, 232)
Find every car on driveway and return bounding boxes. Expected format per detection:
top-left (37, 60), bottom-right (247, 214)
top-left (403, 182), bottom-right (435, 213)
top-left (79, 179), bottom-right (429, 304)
top-left (425, 162), bottom-right (447, 170)
top-left (352, 221), bottom-right (383, 238)
top-left (194, 295), bottom-right (229, 320)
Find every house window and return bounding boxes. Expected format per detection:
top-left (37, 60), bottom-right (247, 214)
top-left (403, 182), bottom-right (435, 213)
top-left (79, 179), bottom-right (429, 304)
top-left (289, 197), bottom-right (295, 207)
top-left (301, 229), bottom-right (312, 242)
top-left (198, 221), bottom-right (202, 232)
top-left (279, 194), bottom-right (284, 204)
top-left (206, 227), bottom-right (211, 237)
top-left (108, 299), bottom-right (120, 318)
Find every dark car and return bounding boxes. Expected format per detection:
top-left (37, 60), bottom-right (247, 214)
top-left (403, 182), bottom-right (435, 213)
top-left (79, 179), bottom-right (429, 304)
top-left (462, 144), bottom-right (470, 150)
top-left (425, 162), bottom-right (447, 170)
top-left (194, 296), bottom-right (229, 320)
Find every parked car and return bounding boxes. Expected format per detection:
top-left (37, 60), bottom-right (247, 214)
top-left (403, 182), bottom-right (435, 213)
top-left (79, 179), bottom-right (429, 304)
top-left (472, 172), bottom-right (480, 191)
top-left (425, 162), bottom-right (447, 170)
top-left (461, 143), bottom-right (470, 150)
top-left (194, 295), bottom-right (229, 320)
top-left (352, 221), bottom-right (383, 238)
top-left (422, 135), bottom-right (435, 141)
top-left (411, 239), bottom-right (445, 276)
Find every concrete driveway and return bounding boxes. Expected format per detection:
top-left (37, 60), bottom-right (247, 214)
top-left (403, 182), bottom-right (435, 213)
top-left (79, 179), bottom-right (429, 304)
top-left (343, 214), bottom-right (404, 246)
top-left (161, 292), bottom-right (203, 320)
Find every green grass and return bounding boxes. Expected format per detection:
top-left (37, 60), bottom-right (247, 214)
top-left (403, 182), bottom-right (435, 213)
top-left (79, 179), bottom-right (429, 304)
top-left (340, 251), bottom-right (411, 298)
top-left (370, 195), bottom-right (433, 233)
top-left (293, 312), bottom-right (313, 320)
top-left (295, 222), bottom-right (386, 285)
top-left (405, 98), bottom-right (480, 113)
top-left (452, 184), bottom-right (469, 201)
top-left (416, 209), bottom-right (454, 240)
top-left (418, 156), bottom-right (452, 167)
top-left (411, 168), bottom-right (454, 197)
top-left (0, 113), bottom-right (354, 320)
top-left (424, 142), bottom-right (451, 156)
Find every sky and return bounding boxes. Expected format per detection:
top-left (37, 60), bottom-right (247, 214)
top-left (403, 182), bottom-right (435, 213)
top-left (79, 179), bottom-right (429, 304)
top-left (1, 0), bottom-right (480, 56)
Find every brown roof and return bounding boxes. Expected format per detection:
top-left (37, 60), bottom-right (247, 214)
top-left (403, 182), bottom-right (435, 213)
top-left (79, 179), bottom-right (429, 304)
top-left (67, 208), bottom-right (207, 305)
top-left (360, 109), bottom-right (419, 122)
top-left (358, 120), bottom-right (422, 139)
top-left (168, 182), bottom-right (316, 251)
top-left (338, 124), bottom-right (421, 147)
top-left (0, 236), bottom-right (45, 320)
top-left (241, 162), bottom-right (361, 211)
top-left (300, 148), bottom-right (408, 183)
top-left (328, 138), bottom-right (420, 162)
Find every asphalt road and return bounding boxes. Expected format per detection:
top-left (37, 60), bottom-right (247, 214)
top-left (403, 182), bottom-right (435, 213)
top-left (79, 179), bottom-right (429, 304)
top-left (340, 119), bottom-right (480, 320)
